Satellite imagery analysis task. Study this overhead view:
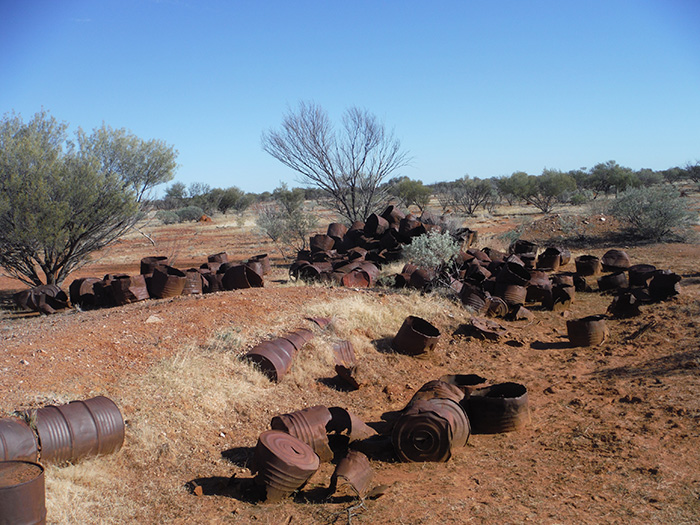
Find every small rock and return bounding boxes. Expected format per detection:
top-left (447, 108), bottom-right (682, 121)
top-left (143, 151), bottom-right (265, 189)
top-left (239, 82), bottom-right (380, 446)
top-left (146, 315), bottom-right (163, 324)
top-left (19, 359), bottom-right (30, 365)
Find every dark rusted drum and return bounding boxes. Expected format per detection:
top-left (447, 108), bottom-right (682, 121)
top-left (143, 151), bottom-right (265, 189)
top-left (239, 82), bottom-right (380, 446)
top-left (253, 430), bottom-right (320, 503)
top-left (575, 255), bottom-right (601, 276)
top-left (222, 264), bottom-right (264, 290)
top-left (408, 268), bottom-right (434, 290)
top-left (496, 262), bottom-right (530, 286)
top-left (341, 269), bottom-right (371, 288)
top-left (270, 406), bottom-right (333, 462)
top-left (509, 239), bottom-right (538, 255)
top-left (140, 256), bottom-right (168, 275)
top-left (202, 272), bottom-right (224, 293)
top-left (208, 252), bottom-right (228, 264)
top-left (327, 223), bottom-right (348, 241)
top-left (25, 285), bottom-right (69, 314)
top-left (111, 275), bottom-right (149, 305)
top-left (601, 249), bottom-right (630, 271)
top-left (364, 213), bottom-right (390, 237)
top-left (245, 341), bottom-right (294, 382)
top-left (649, 270), bottom-right (682, 300)
top-left (391, 316), bottom-right (441, 357)
top-left (526, 271), bottom-right (551, 302)
top-left (392, 398), bottom-right (469, 462)
top-left (333, 341), bottom-right (359, 390)
top-left (182, 269), bottom-right (203, 295)
top-left (566, 314), bottom-right (607, 347)
top-left (249, 254), bottom-right (272, 275)
top-left (398, 217), bottom-right (426, 240)
top-left (149, 266), bottom-right (187, 298)
top-left (310, 234), bottom-right (335, 252)
top-left (494, 282), bottom-right (527, 306)
top-left (381, 205), bottom-right (406, 226)
top-left (607, 292), bottom-right (641, 318)
top-left (464, 262), bottom-right (491, 283)
top-left (281, 332), bottom-right (309, 353)
top-left (408, 380), bottom-right (464, 405)
top-left (536, 247), bottom-right (562, 271)
top-left (31, 396), bottom-right (125, 464)
top-left (597, 271), bottom-right (628, 292)
top-left (244, 260), bottom-right (265, 278)
top-left (0, 461), bottom-right (46, 525)
top-left (628, 264), bottom-right (657, 287)
top-left (68, 278), bottom-right (102, 309)
top-left (487, 296), bottom-right (509, 317)
top-left (439, 374), bottom-right (488, 396)
top-left (465, 382), bottom-right (529, 434)
top-left (460, 284), bottom-right (490, 315)
top-left (0, 418), bottom-right (38, 462)
top-left (330, 450), bottom-right (373, 498)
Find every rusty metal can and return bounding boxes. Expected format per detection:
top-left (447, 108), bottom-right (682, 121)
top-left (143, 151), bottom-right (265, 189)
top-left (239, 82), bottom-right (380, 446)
top-left (253, 430), bottom-right (320, 503)
top-left (30, 396), bottom-right (125, 464)
top-left (597, 271), bottom-right (628, 292)
top-left (111, 275), bottom-right (150, 305)
top-left (0, 461), bottom-right (46, 525)
top-left (149, 266), bottom-right (187, 298)
top-left (391, 316), bottom-right (441, 356)
top-left (270, 406), bottom-right (333, 462)
top-left (140, 256), bottom-right (168, 275)
top-left (575, 255), bottom-right (601, 276)
top-left (0, 418), bottom-right (38, 462)
top-left (466, 382), bottom-right (530, 434)
top-left (222, 264), bottom-right (264, 290)
top-left (566, 314), bottom-right (607, 346)
top-left (330, 450), bottom-right (373, 498)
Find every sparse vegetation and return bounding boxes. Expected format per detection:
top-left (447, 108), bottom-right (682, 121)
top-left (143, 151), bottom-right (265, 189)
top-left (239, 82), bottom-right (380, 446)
top-left (402, 230), bottom-right (461, 270)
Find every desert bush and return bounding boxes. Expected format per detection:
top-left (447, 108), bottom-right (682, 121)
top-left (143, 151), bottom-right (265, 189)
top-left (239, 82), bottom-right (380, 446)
top-left (174, 205), bottom-right (205, 222)
top-left (608, 186), bottom-right (696, 241)
top-left (402, 230), bottom-right (460, 270)
top-left (155, 210), bottom-right (180, 225)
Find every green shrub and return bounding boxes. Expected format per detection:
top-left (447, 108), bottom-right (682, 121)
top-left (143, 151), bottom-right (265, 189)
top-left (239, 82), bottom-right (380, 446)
top-left (175, 206), bottom-right (205, 222)
top-left (402, 230), bottom-right (461, 269)
top-left (155, 210), bottom-right (180, 225)
top-left (608, 186), bottom-right (696, 241)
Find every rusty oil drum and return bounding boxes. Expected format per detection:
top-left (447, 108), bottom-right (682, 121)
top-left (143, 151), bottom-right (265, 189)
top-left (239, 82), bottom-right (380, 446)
top-left (253, 430), bottom-right (320, 503)
top-left (391, 316), bottom-right (441, 356)
top-left (0, 418), bottom-right (38, 462)
top-left (0, 461), bottom-right (46, 525)
top-left (465, 382), bottom-right (530, 434)
top-left (149, 266), bottom-right (187, 298)
top-left (566, 314), bottom-right (607, 347)
top-left (29, 396), bottom-right (125, 464)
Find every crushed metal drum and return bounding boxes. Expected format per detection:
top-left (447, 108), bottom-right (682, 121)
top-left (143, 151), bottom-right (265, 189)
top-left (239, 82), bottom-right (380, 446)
top-left (597, 271), bottom-right (628, 292)
top-left (628, 264), bottom-right (657, 287)
top-left (601, 249), bottom-right (631, 271)
top-left (207, 252), bottom-right (229, 264)
top-left (391, 316), bottom-right (441, 356)
top-left (649, 270), bottom-right (682, 300)
top-left (245, 340), bottom-right (295, 382)
top-left (253, 430), bottom-right (320, 503)
top-left (222, 264), bottom-right (264, 290)
top-left (327, 407), bottom-right (377, 443)
top-left (0, 461), bottom-right (46, 525)
top-left (575, 255), bottom-right (601, 276)
top-left (182, 269), bottom-right (204, 295)
top-left (271, 406), bottom-right (334, 462)
top-left (469, 317), bottom-right (508, 340)
top-left (333, 341), bottom-right (360, 390)
top-left (392, 398), bottom-right (470, 462)
top-left (140, 256), bottom-right (168, 275)
top-left (0, 417), bottom-right (38, 462)
top-left (149, 266), bottom-right (187, 298)
top-left (465, 382), bottom-right (530, 434)
top-left (28, 396), bottom-right (125, 464)
top-left (566, 315), bottom-right (607, 346)
top-left (249, 254), bottom-right (272, 275)
top-left (111, 275), bottom-right (150, 305)
top-left (408, 380), bottom-right (464, 405)
top-left (329, 450), bottom-right (373, 498)
top-left (68, 277), bottom-right (102, 309)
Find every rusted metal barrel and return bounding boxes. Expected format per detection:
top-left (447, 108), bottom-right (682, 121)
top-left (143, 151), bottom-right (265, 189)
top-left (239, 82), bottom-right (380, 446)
top-left (598, 271), bottom-right (628, 292)
top-left (364, 213), bottom-right (390, 237)
top-left (465, 382), bottom-right (529, 434)
top-left (327, 223), bottom-right (348, 241)
top-left (222, 264), bottom-right (264, 290)
top-left (68, 277), bottom-right (102, 309)
top-left (208, 252), bottom-right (228, 264)
top-left (0, 418), bottom-right (38, 462)
top-left (439, 374), bottom-right (488, 396)
top-left (181, 269), bottom-right (203, 295)
top-left (575, 255), bottom-right (601, 276)
top-left (381, 205), bottom-right (406, 227)
top-left (391, 316), bottom-right (441, 357)
top-left (111, 275), bottom-right (150, 305)
top-left (392, 398), bottom-right (470, 462)
top-left (244, 332), bottom-right (308, 382)
top-left (408, 380), bottom-right (464, 405)
top-left (628, 264), bottom-right (657, 287)
top-left (270, 406), bottom-right (333, 462)
top-left (509, 239), bottom-right (538, 256)
top-left (601, 249), bottom-right (630, 271)
top-left (408, 268), bottom-right (434, 290)
top-left (253, 430), bottom-right (320, 503)
top-left (494, 282), bottom-right (527, 306)
top-left (249, 254), bottom-right (272, 275)
top-left (310, 234), bottom-right (336, 252)
top-left (0, 461), bottom-right (46, 525)
top-left (29, 396), bottom-right (125, 464)
top-left (329, 450), bottom-right (373, 498)
top-left (333, 340), bottom-right (360, 390)
top-left (649, 270), bottom-right (682, 300)
top-left (140, 256), bottom-right (168, 275)
top-left (149, 266), bottom-right (187, 298)
top-left (566, 315), bottom-right (607, 346)
top-left (496, 262), bottom-right (530, 286)
top-left (536, 246), bottom-right (562, 271)
top-left (460, 284), bottom-right (489, 314)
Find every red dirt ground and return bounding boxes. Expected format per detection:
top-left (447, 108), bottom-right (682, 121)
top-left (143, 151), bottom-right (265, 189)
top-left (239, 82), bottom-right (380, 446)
top-left (1, 212), bottom-right (699, 524)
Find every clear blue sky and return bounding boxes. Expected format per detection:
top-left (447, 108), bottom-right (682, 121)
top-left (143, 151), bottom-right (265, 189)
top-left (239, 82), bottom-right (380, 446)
top-left (2, 0), bottom-right (699, 194)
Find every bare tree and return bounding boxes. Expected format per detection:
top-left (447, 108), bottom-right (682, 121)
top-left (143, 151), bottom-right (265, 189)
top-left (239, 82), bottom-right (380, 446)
top-left (262, 102), bottom-right (410, 222)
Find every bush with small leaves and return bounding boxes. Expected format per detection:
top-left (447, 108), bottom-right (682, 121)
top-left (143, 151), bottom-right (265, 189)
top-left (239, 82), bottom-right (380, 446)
top-left (155, 210), bottom-right (180, 225)
top-left (609, 186), bottom-right (696, 241)
top-left (175, 206), bottom-right (205, 222)
top-left (402, 230), bottom-right (461, 270)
